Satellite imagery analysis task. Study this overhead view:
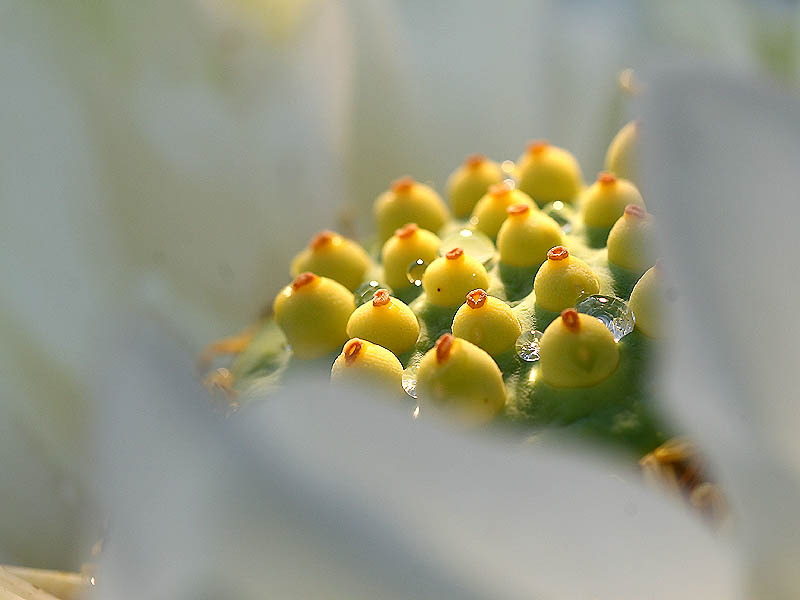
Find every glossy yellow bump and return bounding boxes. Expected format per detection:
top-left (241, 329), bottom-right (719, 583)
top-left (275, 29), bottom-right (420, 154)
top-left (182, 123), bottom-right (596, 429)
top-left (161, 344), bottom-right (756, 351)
top-left (346, 290), bottom-right (420, 355)
top-left (422, 247), bottom-right (490, 307)
top-left (533, 246), bottom-right (600, 312)
top-left (607, 205), bottom-right (657, 274)
top-left (290, 230), bottom-right (370, 291)
top-left (331, 338), bottom-right (403, 395)
top-left (515, 140), bottom-right (584, 206)
top-left (452, 289), bottom-right (522, 356)
top-left (539, 309), bottom-right (620, 388)
top-left (273, 273), bottom-right (355, 359)
top-left (605, 121), bottom-right (639, 184)
top-left (470, 182), bottom-right (538, 239)
top-left (416, 333), bottom-right (506, 425)
top-left (496, 203), bottom-right (564, 267)
top-left (446, 154), bottom-right (505, 218)
top-left (380, 223), bottom-right (441, 290)
top-left (581, 173), bottom-right (645, 229)
top-left (629, 265), bottom-right (664, 338)
top-left (374, 177), bottom-right (449, 242)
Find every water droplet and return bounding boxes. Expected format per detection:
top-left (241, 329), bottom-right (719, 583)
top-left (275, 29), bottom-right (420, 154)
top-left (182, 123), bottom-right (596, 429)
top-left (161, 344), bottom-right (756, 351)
top-left (407, 259), bottom-right (428, 286)
top-left (438, 228), bottom-right (496, 265)
top-left (501, 160), bottom-right (516, 175)
top-left (542, 201), bottom-right (575, 233)
top-left (576, 294), bottom-right (635, 341)
top-left (354, 280), bottom-right (391, 306)
top-left (402, 369), bottom-right (418, 399)
top-left (515, 329), bottom-right (544, 361)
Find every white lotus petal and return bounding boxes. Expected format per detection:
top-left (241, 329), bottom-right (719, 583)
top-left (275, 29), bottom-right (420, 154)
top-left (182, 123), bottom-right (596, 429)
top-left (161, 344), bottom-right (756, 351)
top-left (642, 65), bottom-right (800, 596)
top-left (95, 319), bottom-right (738, 599)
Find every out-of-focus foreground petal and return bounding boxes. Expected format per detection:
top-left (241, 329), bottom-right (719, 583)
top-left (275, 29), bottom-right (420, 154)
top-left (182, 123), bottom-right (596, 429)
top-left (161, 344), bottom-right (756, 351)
top-left (95, 320), bottom-right (738, 600)
top-left (0, 0), bottom-right (350, 566)
top-left (642, 66), bottom-right (800, 598)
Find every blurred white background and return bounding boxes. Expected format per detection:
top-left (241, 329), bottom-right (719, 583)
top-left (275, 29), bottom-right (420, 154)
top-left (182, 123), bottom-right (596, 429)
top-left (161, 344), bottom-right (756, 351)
top-left (1, 0), bottom-right (800, 597)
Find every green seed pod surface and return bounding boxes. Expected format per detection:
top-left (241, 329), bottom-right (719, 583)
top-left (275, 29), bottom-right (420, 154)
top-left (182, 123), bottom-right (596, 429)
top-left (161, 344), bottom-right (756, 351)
top-left (452, 289), bottom-right (522, 356)
top-left (471, 181), bottom-right (538, 239)
top-left (496, 203), bottom-right (564, 267)
top-left (539, 309), bottom-right (620, 388)
top-left (380, 223), bottom-right (441, 290)
top-left (607, 205), bottom-right (657, 275)
top-left (446, 154), bottom-right (504, 218)
top-left (629, 265), bottom-right (664, 338)
top-left (273, 272), bottom-right (355, 359)
top-left (331, 338), bottom-right (404, 396)
top-left (375, 177), bottom-right (449, 242)
top-left (290, 230), bottom-right (371, 291)
top-left (515, 140), bottom-right (583, 206)
top-left (346, 289), bottom-right (420, 355)
top-left (533, 246), bottom-right (600, 312)
top-left (605, 120), bottom-right (639, 185)
top-left (422, 247), bottom-right (490, 307)
top-left (416, 333), bottom-right (506, 425)
top-left (581, 173), bottom-right (645, 229)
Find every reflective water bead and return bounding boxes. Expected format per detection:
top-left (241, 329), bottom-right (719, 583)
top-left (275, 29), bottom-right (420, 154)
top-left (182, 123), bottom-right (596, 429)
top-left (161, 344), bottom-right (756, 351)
top-left (515, 329), bottom-right (544, 362)
top-left (354, 280), bottom-right (392, 306)
top-left (402, 368), bottom-right (418, 399)
top-left (406, 259), bottom-right (429, 286)
top-left (575, 294), bottom-right (635, 341)
top-left (438, 228), bottom-right (496, 265)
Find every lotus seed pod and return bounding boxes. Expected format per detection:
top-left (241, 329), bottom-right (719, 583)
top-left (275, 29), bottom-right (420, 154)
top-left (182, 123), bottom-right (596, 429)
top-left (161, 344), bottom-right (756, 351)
top-left (422, 247), bottom-right (490, 307)
top-left (496, 203), bottom-right (564, 268)
top-left (331, 338), bottom-right (404, 395)
top-left (533, 246), bottom-right (600, 312)
top-left (346, 289), bottom-right (420, 355)
top-left (629, 265), bottom-right (664, 338)
top-left (515, 140), bottom-right (584, 206)
top-left (416, 333), bottom-right (506, 425)
top-left (273, 272), bottom-right (355, 359)
top-left (470, 181), bottom-right (538, 239)
top-left (607, 205), bottom-right (657, 275)
top-left (380, 223), bottom-right (442, 290)
top-left (446, 154), bottom-right (505, 218)
top-left (452, 289), bottom-right (522, 356)
top-left (290, 230), bottom-right (371, 291)
top-left (605, 120), bottom-right (639, 184)
top-left (375, 177), bottom-right (449, 242)
top-left (581, 173), bottom-right (645, 229)
top-left (539, 308), bottom-right (620, 388)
